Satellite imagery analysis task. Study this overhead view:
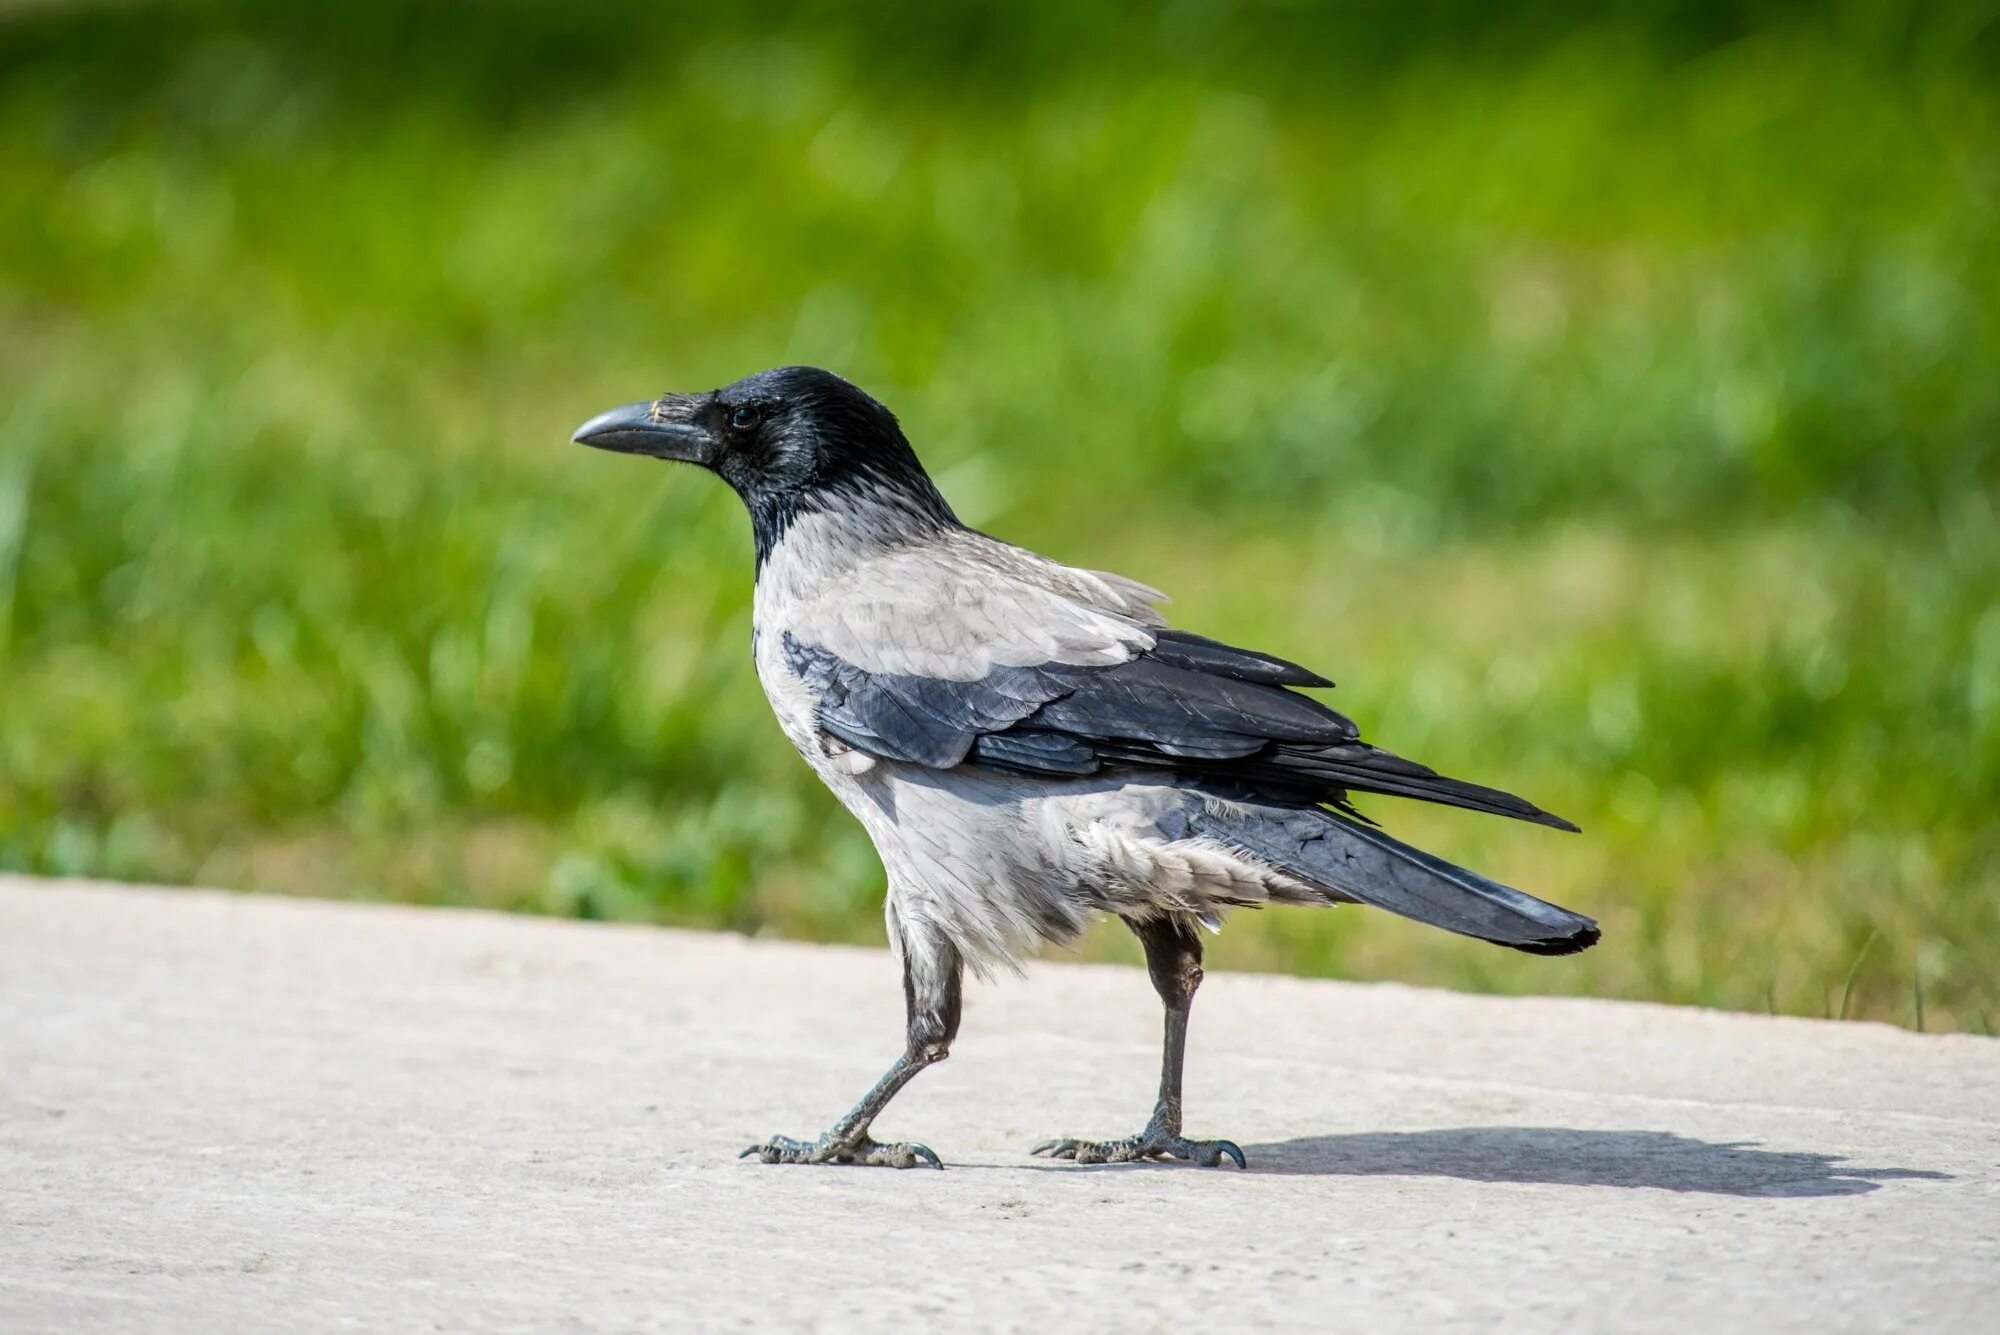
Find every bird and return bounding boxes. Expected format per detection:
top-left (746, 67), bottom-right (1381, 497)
top-left (573, 366), bottom-right (1597, 1170)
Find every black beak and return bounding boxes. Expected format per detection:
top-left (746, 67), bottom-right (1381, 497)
top-left (571, 397), bottom-right (716, 464)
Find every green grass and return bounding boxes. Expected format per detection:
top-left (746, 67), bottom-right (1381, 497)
top-left (1, 1), bottom-right (1996, 1030)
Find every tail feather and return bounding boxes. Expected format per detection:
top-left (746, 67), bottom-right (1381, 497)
top-left (1274, 744), bottom-right (1581, 833)
top-left (1202, 803), bottom-right (1600, 955)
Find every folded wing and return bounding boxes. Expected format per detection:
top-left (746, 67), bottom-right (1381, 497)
top-left (783, 582), bottom-right (1576, 832)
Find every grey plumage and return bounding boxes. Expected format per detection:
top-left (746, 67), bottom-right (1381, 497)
top-left (575, 366), bottom-right (1597, 1169)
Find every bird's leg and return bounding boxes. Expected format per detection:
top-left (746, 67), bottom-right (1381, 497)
top-left (741, 932), bottom-right (960, 1169)
top-left (1033, 915), bottom-right (1245, 1168)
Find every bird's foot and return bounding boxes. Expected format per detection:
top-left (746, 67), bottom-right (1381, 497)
top-left (1031, 1127), bottom-right (1246, 1168)
top-left (740, 1130), bottom-right (942, 1169)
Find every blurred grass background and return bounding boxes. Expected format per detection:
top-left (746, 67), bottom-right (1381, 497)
top-left (0, 0), bottom-right (1995, 1029)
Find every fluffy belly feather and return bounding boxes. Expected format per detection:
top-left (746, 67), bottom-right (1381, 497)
top-left (830, 761), bottom-right (1315, 974)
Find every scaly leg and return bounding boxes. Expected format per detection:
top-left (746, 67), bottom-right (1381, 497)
top-left (1033, 914), bottom-right (1245, 1168)
top-left (742, 928), bottom-right (961, 1169)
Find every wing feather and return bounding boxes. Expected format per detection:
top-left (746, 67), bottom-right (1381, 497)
top-left (777, 536), bottom-right (1574, 831)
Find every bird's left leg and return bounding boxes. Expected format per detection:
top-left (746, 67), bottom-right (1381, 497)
top-left (1033, 914), bottom-right (1245, 1168)
top-left (741, 928), bottom-right (961, 1169)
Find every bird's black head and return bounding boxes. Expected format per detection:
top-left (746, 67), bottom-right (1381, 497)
top-left (572, 366), bottom-right (956, 561)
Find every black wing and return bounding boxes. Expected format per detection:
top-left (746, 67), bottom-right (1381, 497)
top-left (784, 628), bottom-right (1577, 832)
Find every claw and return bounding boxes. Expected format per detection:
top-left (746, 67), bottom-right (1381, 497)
top-left (864, 1140), bottom-right (942, 1169)
top-left (1029, 1130), bottom-right (1249, 1168)
top-left (740, 1131), bottom-right (945, 1168)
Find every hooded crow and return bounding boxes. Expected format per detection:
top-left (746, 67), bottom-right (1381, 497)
top-left (575, 366), bottom-right (1596, 1169)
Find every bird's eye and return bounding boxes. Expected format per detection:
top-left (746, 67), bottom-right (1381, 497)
top-left (729, 405), bottom-right (760, 430)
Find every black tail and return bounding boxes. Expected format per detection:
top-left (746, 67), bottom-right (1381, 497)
top-left (1202, 803), bottom-right (1600, 955)
top-left (1273, 744), bottom-right (1581, 833)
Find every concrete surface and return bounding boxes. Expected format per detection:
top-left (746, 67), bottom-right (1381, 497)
top-left (2, 877), bottom-right (1996, 1333)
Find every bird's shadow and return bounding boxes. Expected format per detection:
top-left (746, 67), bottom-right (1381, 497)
top-left (1242, 1127), bottom-right (1950, 1197)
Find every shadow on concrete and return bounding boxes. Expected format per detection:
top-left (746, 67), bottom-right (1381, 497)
top-left (1243, 1127), bottom-right (1952, 1197)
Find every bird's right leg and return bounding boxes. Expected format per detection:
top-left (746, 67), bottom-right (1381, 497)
top-left (740, 928), bottom-right (960, 1169)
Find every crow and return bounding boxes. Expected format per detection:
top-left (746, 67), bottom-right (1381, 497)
top-left (574, 366), bottom-right (1596, 1170)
